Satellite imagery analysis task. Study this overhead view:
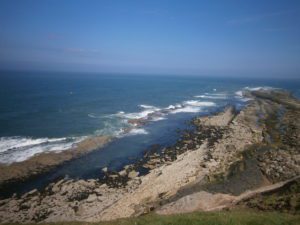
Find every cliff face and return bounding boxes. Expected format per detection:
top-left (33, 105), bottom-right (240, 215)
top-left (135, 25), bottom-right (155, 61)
top-left (0, 89), bottom-right (299, 223)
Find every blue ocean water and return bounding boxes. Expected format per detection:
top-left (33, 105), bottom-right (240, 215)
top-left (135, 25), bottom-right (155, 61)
top-left (0, 71), bottom-right (299, 195)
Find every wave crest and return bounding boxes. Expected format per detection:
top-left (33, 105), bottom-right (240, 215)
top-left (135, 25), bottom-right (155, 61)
top-left (126, 128), bottom-right (149, 136)
top-left (0, 136), bottom-right (84, 164)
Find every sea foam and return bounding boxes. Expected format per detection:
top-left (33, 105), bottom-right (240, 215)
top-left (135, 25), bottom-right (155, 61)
top-left (127, 128), bottom-right (149, 136)
top-left (170, 106), bottom-right (202, 114)
top-left (0, 137), bottom-right (68, 153)
top-left (235, 86), bottom-right (277, 102)
top-left (194, 94), bottom-right (227, 99)
top-left (244, 86), bottom-right (277, 91)
top-left (0, 136), bottom-right (84, 164)
top-left (183, 100), bottom-right (216, 107)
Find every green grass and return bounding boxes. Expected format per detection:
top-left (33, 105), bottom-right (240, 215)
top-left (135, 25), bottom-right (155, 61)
top-left (5, 210), bottom-right (300, 225)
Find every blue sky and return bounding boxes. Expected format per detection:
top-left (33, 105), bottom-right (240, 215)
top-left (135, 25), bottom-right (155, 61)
top-left (0, 0), bottom-right (299, 77)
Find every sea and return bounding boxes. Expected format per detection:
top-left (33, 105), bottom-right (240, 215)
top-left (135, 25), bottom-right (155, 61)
top-left (0, 71), bottom-right (299, 196)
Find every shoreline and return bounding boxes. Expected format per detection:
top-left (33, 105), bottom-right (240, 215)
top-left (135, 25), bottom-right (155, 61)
top-left (0, 88), bottom-right (299, 223)
top-left (0, 106), bottom-right (226, 198)
top-left (0, 136), bottom-right (111, 186)
top-left (0, 97), bottom-right (223, 188)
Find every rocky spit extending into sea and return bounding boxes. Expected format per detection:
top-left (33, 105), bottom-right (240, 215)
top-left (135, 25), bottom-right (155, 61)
top-left (0, 88), bottom-right (299, 223)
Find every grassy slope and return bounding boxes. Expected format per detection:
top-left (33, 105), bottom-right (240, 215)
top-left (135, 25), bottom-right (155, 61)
top-left (5, 210), bottom-right (300, 225)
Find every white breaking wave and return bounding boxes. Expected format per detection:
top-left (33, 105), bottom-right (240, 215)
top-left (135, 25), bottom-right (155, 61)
top-left (183, 100), bottom-right (216, 107)
top-left (0, 95), bottom-right (223, 164)
top-left (0, 93), bottom-right (223, 164)
top-left (127, 128), bottom-right (149, 136)
top-left (169, 100), bottom-right (214, 114)
top-left (139, 104), bottom-right (160, 110)
top-left (88, 113), bottom-right (101, 118)
top-left (116, 104), bottom-right (162, 120)
top-left (151, 116), bottom-right (166, 121)
top-left (170, 106), bottom-right (202, 114)
top-left (117, 100), bottom-right (217, 117)
top-left (205, 92), bottom-right (226, 96)
top-left (194, 94), bottom-right (227, 99)
top-left (234, 90), bottom-right (252, 102)
top-left (244, 86), bottom-right (277, 91)
top-left (235, 86), bottom-right (277, 102)
top-left (235, 91), bottom-right (243, 97)
top-left (121, 109), bottom-right (157, 120)
top-left (101, 100), bottom-right (218, 138)
top-left (0, 136), bottom-right (85, 164)
top-left (0, 137), bottom-right (68, 153)
top-left (165, 105), bottom-right (176, 110)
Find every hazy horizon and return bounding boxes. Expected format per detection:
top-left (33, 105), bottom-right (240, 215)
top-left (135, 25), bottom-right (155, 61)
top-left (0, 0), bottom-right (300, 78)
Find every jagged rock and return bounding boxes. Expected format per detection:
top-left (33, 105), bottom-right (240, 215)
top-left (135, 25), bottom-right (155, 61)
top-left (128, 170), bottom-right (139, 179)
top-left (124, 165), bottom-right (132, 170)
top-left (119, 170), bottom-right (127, 176)
top-left (86, 194), bottom-right (98, 203)
top-left (100, 183), bottom-right (107, 188)
top-left (22, 189), bottom-right (38, 199)
top-left (143, 163), bottom-right (156, 169)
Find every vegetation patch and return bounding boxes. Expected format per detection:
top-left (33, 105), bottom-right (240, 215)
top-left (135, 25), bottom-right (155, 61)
top-left (3, 210), bottom-right (300, 225)
top-left (239, 178), bottom-right (300, 214)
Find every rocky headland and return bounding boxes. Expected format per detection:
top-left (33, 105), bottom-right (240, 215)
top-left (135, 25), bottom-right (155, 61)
top-left (0, 88), bottom-right (299, 223)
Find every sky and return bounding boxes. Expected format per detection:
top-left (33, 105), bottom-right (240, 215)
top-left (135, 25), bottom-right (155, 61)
top-left (0, 0), bottom-right (299, 77)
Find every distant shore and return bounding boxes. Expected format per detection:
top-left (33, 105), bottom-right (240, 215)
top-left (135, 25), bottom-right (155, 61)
top-left (0, 88), bottom-right (299, 223)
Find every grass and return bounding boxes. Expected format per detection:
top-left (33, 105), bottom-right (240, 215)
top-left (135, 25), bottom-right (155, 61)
top-left (5, 210), bottom-right (300, 225)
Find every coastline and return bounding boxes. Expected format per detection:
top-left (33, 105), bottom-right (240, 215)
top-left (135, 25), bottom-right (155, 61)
top-left (0, 88), bottom-right (299, 223)
top-left (0, 95), bottom-right (221, 188)
top-left (0, 136), bottom-right (111, 185)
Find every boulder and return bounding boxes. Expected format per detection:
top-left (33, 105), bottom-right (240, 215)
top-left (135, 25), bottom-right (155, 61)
top-left (119, 170), bottom-right (127, 176)
top-left (86, 194), bottom-right (98, 203)
top-left (128, 170), bottom-right (139, 179)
